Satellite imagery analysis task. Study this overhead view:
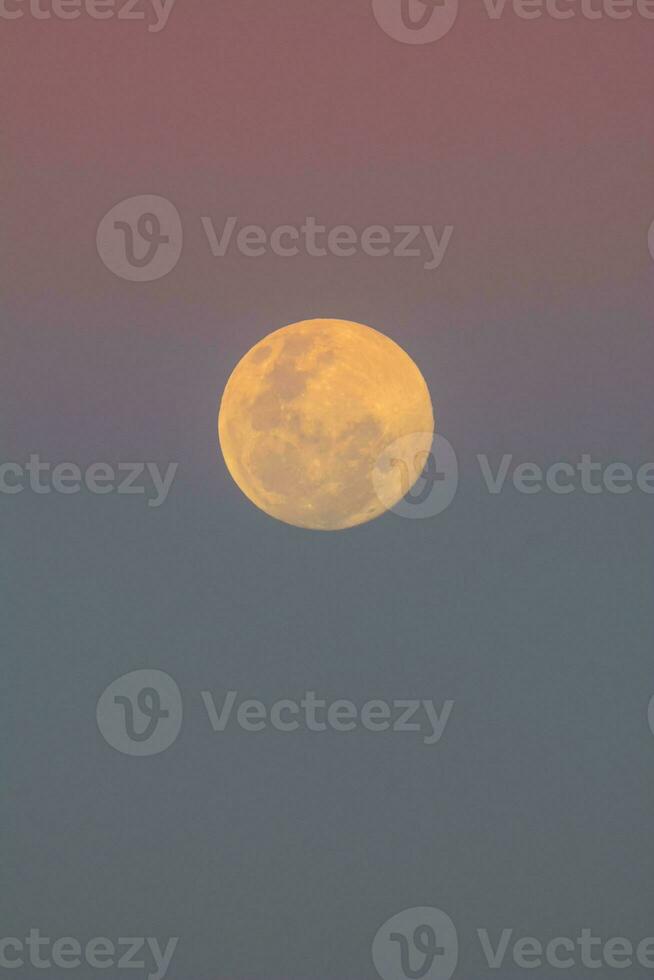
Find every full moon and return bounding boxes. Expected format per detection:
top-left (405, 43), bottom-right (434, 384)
top-left (218, 319), bottom-right (435, 530)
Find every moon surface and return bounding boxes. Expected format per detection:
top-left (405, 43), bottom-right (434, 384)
top-left (218, 319), bottom-right (435, 530)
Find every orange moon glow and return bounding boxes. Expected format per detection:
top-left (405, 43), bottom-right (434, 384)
top-left (218, 319), bottom-right (435, 530)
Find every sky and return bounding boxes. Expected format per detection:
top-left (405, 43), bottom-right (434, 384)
top-left (2, 1), bottom-right (654, 978)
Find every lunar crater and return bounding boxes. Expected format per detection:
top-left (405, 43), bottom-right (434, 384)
top-left (218, 319), bottom-right (434, 530)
